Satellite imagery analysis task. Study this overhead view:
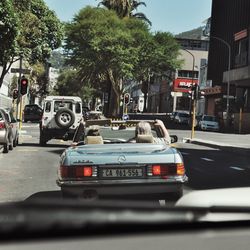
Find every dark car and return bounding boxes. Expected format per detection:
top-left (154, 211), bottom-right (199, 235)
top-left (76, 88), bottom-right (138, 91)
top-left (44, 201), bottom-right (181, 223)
top-left (23, 104), bottom-right (43, 122)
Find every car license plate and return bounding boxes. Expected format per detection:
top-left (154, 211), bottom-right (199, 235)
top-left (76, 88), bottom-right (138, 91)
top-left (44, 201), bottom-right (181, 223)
top-left (102, 168), bottom-right (143, 178)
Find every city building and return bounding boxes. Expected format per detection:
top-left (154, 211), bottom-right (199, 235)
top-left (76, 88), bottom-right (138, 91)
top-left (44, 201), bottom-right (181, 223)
top-left (146, 38), bottom-right (209, 114)
top-left (207, 0), bottom-right (250, 132)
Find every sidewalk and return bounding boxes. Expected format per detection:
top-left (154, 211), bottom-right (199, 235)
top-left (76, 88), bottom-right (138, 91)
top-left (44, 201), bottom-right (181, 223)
top-left (184, 133), bottom-right (250, 155)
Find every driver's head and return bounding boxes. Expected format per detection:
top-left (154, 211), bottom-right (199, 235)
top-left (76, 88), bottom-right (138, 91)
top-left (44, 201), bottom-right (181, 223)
top-left (87, 126), bottom-right (100, 136)
top-left (135, 121), bottom-right (152, 137)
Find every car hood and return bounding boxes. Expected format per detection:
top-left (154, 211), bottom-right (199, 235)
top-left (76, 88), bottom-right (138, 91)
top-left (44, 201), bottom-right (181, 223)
top-left (63, 143), bottom-right (179, 165)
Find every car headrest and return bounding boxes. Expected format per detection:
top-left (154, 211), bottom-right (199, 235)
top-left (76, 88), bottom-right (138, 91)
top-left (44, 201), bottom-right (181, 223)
top-left (86, 136), bottom-right (104, 144)
top-left (136, 135), bottom-right (154, 143)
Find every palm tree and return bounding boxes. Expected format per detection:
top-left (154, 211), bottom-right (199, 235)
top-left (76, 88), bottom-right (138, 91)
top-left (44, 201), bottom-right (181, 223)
top-left (98, 0), bottom-right (151, 25)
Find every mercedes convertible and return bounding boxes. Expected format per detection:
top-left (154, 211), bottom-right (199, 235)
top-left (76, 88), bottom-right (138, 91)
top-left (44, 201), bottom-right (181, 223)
top-left (57, 120), bottom-right (188, 200)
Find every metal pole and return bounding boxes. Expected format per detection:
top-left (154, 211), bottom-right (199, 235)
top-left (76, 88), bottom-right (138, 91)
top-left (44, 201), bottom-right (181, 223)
top-left (182, 48), bottom-right (196, 139)
top-left (191, 99), bottom-right (196, 139)
top-left (239, 107), bottom-right (242, 134)
top-left (16, 55), bottom-right (23, 120)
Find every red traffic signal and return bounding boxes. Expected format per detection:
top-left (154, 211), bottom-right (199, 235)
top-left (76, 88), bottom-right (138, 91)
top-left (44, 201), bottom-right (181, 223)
top-left (13, 89), bottom-right (18, 99)
top-left (20, 77), bottom-right (28, 95)
top-left (124, 93), bottom-right (130, 105)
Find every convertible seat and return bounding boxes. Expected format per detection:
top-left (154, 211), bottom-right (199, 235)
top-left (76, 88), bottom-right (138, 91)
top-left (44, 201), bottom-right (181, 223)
top-left (86, 136), bottom-right (104, 144)
top-left (136, 134), bottom-right (154, 143)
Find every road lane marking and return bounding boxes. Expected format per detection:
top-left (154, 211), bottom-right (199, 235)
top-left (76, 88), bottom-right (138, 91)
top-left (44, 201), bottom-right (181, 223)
top-left (201, 157), bottom-right (214, 162)
top-left (230, 166), bottom-right (245, 171)
top-left (17, 149), bottom-right (38, 152)
top-left (180, 152), bottom-right (189, 155)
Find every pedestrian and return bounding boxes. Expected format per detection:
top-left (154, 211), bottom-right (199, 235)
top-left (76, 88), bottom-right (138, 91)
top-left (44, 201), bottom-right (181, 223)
top-left (71, 118), bottom-right (85, 146)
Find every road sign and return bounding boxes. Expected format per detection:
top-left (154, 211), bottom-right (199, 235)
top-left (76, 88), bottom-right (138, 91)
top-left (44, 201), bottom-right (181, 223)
top-left (223, 95), bottom-right (235, 99)
top-left (11, 68), bottom-right (31, 74)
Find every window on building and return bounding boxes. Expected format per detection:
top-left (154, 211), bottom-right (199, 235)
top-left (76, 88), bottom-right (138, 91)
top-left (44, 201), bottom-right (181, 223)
top-left (235, 38), bottom-right (248, 67)
top-left (178, 70), bottom-right (199, 79)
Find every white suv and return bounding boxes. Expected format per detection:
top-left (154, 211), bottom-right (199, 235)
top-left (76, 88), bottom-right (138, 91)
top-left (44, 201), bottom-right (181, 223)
top-left (39, 96), bottom-right (83, 145)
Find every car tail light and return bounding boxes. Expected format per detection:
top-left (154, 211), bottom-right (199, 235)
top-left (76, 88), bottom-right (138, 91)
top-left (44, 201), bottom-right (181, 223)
top-left (0, 122), bottom-right (6, 129)
top-left (60, 165), bottom-right (94, 178)
top-left (60, 165), bottom-right (68, 178)
top-left (150, 163), bottom-right (185, 177)
top-left (176, 163), bottom-right (185, 176)
top-left (152, 165), bottom-right (161, 175)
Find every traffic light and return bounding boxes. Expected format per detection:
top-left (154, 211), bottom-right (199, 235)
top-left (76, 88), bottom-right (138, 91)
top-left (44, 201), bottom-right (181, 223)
top-left (198, 89), bottom-right (205, 99)
top-left (20, 76), bottom-right (28, 95)
top-left (124, 93), bottom-right (130, 105)
top-left (12, 89), bottom-right (18, 99)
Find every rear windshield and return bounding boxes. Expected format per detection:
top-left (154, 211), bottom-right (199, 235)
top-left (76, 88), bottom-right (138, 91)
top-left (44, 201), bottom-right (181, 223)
top-left (203, 116), bottom-right (217, 122)
top-left (179, 113), bottom-right (189, 117)
top-left (54, 101), bottom-right (73, 112)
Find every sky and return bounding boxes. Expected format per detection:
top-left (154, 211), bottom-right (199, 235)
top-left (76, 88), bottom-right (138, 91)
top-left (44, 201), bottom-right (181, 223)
top-left (44, 0), bottom-right (212, 35)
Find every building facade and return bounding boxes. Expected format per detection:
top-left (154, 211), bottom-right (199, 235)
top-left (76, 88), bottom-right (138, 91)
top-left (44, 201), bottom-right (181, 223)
top-left (207, 0), bottom-right (250, 132)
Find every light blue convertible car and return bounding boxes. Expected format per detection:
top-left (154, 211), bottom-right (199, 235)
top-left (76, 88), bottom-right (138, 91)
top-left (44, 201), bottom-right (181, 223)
top-left (57, 120), bottom-right (188, 200)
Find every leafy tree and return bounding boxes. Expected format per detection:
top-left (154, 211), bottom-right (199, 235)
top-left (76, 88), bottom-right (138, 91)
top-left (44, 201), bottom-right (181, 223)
top-left (0, 0), bottom-right (63, 90)
top-left (98, 0), bottom-right (151, 25)
top-left (0, 0), bottom-right (19, 87)
top-left (65, 7), bottom-right (138, 115)
top-left (133, 31), bottom-right (182, 111)
top-left (54, 69), bottom-right (96, 104)
top-left (49, 50), bottom-right (65, 70)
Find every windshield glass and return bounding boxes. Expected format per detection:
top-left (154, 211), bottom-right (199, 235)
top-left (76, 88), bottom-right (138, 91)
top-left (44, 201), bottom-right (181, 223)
top-left (3, 0), bottom-right (250, 240)
top-left (203, 116), bottom-right (218, 122)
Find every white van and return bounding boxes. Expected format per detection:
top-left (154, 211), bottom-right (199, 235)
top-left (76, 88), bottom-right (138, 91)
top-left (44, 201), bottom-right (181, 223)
top-left (39, 96), bottom-right (83, 145)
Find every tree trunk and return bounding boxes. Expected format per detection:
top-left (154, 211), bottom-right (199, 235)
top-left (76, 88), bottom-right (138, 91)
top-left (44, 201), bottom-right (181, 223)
top-left (0, 64), bottom-right (8, 90)
top-left (107, 69), bottom-right (122, 117)
top-left (143, 92), bottom-right (148, 112)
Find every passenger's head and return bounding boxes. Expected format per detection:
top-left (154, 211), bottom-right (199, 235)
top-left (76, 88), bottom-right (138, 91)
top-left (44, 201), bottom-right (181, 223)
top-left (87, 126), bottom-right (100, 136)
top-left (135, 121), bottom-right (152, 137)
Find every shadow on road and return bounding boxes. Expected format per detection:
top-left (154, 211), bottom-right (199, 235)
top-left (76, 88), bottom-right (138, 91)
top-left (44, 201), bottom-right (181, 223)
top-left (19, 142), bottom-right (69, 148)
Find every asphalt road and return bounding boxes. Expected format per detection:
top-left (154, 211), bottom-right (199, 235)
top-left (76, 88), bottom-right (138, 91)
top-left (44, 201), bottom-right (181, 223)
top-left (0, 123), bottom-right (250, 205)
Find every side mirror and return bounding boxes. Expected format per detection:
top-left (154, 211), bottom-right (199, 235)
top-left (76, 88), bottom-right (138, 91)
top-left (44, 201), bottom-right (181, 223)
top-left (170, 135), bottom-right (178, 143)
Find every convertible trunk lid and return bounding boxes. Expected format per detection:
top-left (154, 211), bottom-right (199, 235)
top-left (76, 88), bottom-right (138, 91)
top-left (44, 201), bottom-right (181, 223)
top-left (64, 143), bottom-right (177, 165)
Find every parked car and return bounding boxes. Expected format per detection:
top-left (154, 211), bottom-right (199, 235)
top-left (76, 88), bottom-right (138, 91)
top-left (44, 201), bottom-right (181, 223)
top-left (2, 108), bottom-right (19, 147)
top-left (57, 120), bottom-right (187, 200)
top-left (40, 96), bottom-right (83, 145)
top-left (23, 104), bottom-right (43, 122)
top-left (174, 112), bottom-right (190, 125)
top-left (199, 115), bottom-right (220, 132)
top-left (169, 111), bottom-right (178, 121)
top-left (0, 108), bottom-right (13, 153)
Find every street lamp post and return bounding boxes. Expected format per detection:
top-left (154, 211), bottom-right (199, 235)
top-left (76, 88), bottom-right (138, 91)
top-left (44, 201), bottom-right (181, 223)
top-left (182, 48), bottom-right (196, 139)
top-left (210, 36), bottom-right (231, 129)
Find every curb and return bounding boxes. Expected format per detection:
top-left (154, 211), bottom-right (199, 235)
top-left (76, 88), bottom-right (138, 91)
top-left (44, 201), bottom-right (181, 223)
top-left (184, 138), bottom-right (250, 156)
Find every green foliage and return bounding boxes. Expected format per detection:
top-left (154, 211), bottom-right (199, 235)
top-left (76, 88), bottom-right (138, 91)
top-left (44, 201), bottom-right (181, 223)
top-left (176, 27), bottom-right (204, 39)
top-left (64, 6), bottom-right (181, 115)
top-left (0, 0), bottom-right (64, 89)
top-left (98, 0), bottom-right (151, 25)
top-left (0, 0), bottom-right (19, 66)
top-left (54, 69), bottom-right (95, 102)
top-left (49, 50), bottom-right (65, 69)
top-left (65, 7), bottom-right (137, 88)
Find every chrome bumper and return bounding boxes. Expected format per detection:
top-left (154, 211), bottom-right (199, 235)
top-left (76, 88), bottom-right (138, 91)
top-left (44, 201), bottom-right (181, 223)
top-left (57, 176), bottom-right (188, 198)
